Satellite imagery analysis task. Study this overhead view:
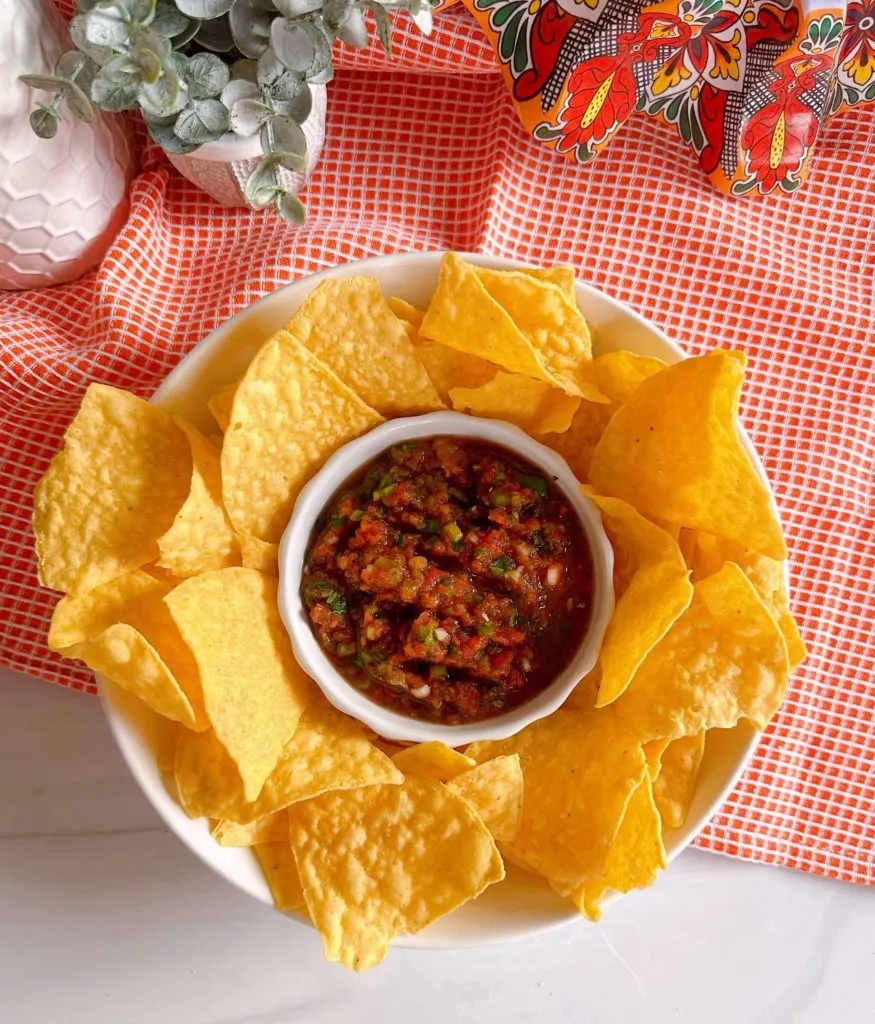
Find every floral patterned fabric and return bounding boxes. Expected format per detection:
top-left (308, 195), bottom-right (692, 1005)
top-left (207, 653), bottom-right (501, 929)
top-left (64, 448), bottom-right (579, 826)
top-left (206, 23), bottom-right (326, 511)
top-left (450, 0), bottom-right (875, 193)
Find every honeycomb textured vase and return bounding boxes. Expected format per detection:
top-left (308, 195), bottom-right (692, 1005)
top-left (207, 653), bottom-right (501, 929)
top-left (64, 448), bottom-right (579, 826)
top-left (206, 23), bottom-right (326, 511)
top-left (0, 0), bottom-right (134, 291)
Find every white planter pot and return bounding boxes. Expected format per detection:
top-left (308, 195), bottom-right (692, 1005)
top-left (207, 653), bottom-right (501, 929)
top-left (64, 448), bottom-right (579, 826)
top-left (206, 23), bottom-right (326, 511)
top-left (0, 0), bottom-right (134, 291)
top-left (164, 85), bottom-right (327, 209)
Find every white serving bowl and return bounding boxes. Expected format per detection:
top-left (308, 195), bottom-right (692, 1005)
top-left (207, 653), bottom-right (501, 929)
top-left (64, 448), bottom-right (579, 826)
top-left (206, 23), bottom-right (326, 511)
top-left (277, 410), bottom-right (615, 746)
top-left (98, 251), bottom-right (768, 949)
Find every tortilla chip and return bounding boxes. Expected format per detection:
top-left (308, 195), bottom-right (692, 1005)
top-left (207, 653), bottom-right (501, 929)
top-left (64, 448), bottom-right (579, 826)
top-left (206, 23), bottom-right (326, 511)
top-left (420, 253), bottom-right (563, 391)
top-left (611, 562), bottom-right (790, 740)
top-left (207, 380), bottom-right (238, 433)
top-left (237, 534), bottom-right (278, 575)
top-left (288, 778), bottom-right (504, 970)
top-left (165, 568), bottom-right (313, 801)
top-left (211, 813), bottom-right (288, 847)
top-left (515, 264), bottom-right (576, 300)
top-left (653, 732), bottom-right (707, 829)
top-left (391, 742), bottom-right (475, 781)
top-left (156, 723), bottom-right (180, 773)
top-left (48, 570), bottom-right (206, 729)
top-left (589, 351), bottom-right (788, 559)
top-left (156, 419), bottom-right (240, 577)
top-left (447, 754), bottom-right (523, 842)
top-left (572, 771), bottom-right (666, 921)
top-left (467, 710), bottom-right (645, 897)
top-left (254, 842), bottom-right (309, 916)
top-left (473, 266), bottom-right (600, 400)
top-left (175, 697), bottom-right (401, 822)
top-left (688, 531), bottom-right (806, 669)
top-left (34, 384), bottom-right (192, 593)
top-left (414, 338), bottom-right (496, 402)
top-left (221, 332), bottom-right (383, 543)
top-left (387, 296), bottom-right (424, 328)
top-left (643, 738), bottom-right (670, 779)
top-left (542, 351), bottom-right (665, 481)
top-left (285, 278), bottom-right (442, 416)
top-left (450, 371), bottom-right (581, 435)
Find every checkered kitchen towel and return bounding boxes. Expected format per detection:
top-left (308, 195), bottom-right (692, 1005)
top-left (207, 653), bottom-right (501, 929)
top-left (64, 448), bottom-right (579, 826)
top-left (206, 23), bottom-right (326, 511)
top-left (1, 7), bottom-right (873, 887)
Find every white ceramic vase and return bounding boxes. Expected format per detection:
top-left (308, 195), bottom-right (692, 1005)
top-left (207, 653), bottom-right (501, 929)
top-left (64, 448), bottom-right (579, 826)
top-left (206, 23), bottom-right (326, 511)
top-left (164, 84), bottom-right (327, 208)
top-left (0, 0), bottom-right (134, 291)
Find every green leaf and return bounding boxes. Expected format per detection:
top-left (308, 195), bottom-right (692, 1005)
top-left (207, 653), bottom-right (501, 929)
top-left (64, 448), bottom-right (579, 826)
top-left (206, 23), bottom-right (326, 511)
top-left (84, 8), bottom-right (131, 48)
top-left (55, 52), bottom-right (97, 95)
top-left (175, 98), bottom-right (231, 143)
top-left (172, 18), bottom-right (202, 48)
top-left (276, 192), bottom-right (307, 224)
top-left (117, 0), bottom-right (156, 20)
top-left (407, 0), bottom-right (433, 35)
top-left (151, 0), bottom-right (192, 35)
top-left (63, 79), bottom-right (98, 123)
top-left (337, 8), bottom-right (368, 48)
top-left (230, 97), bottom-right (273, 135)
top-left (138, 67), bottom-right (186, 117)
top-left (91, 75), bottom-right (141, 111)
top-left (69, 15), bottom-right (113, 63)
top-left (244, 156), bottom-right (280, 204)
top-left (231, 58), bottom-right (259, 82)
top-left (148, 120), bottom-right (200, 153)
top-left (257, 51), bottom-right (306, 99)
top-left (195, 15), bottom-right (236, 52)
top-left (229, 0), bottom-right (273, 58)
top-left (30, 105), bottom-right (59, 139)
top-left (187, 52), bottom-right (231, 99)
top-left (270, 19), bottom-right (331, 75)
top-left (363, 2), bottom-right (392, 56)
top-left (175, 0), bottom-right (234, 16)
top-left (273, 86), bottom-right (312, 122)
top-left (220, 78), bottom-right (261, 108)
top-left (19, 74), bottom-right (66, 93)
top-left (323, 0), bottom-right (355, 31)
top-left (100, 54), bottom-right (142, 86)
top-left (264, 114), bottom-right (308, 159)
top-left (275, 0), bottom-right (322, 14)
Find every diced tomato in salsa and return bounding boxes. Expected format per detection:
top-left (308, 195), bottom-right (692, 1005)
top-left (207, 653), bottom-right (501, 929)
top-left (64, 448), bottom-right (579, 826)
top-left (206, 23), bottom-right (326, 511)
top-left (301, 437), bottom-right (593, 724)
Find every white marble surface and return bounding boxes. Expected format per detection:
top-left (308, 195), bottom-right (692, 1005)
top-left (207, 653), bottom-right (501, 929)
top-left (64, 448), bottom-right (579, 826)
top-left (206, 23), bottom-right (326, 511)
top-left (1, 665), bottom-right (872, 1024)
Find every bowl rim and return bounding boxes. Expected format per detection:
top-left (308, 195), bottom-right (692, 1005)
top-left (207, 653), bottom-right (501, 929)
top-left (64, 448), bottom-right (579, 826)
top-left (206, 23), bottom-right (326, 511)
top-left (95, 249), bottom-right (772, 950)
top-left (277, 410), bottom-right (616, 746)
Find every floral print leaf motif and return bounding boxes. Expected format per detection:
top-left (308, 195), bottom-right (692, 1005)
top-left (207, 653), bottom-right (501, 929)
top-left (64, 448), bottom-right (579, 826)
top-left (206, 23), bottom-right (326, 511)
top-left (461, 0), bottom-right (875, 197)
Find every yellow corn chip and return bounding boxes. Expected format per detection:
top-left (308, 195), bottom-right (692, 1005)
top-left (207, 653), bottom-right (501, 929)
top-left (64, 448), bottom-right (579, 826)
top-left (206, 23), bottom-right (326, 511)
top-left (254, 842), bottom-right (309, 916)
top-left (237, 534), bottom-right (278, 575)
top-left (207, 380), bottom-right (238, 432)
top-left (450, 371), bottom-right (581, 435)
top-left (467, 710), bottom-right (645, 896)
top-left (391, 741), bottom-right (475, 781)
top-left (156, 723), bottom-right (180, 773)
top-left (211, 813), bottom-right (288, 847)
top-left (48, 570), bottom-right (206, 729)
top-left (221, 332), bottom-right (383, 543)
top-left (175, 696), bottom-right (401, 822)
top-left (288, 778), bottom-right (504, 971)
top-left (34, 384), bottom-right (192, 593)
top-left (165, 568), bottom-right (313, 801)
top-left (596, 562), bottom-right (694, 707)
top-left (473, 266), bottom-right (600, 400)
top-left (387, 296), bottom-right (424, 328)
top-left (611, 562), bottom-right (790, 740)
top-left (414, 338), bottom-right (496, 402)
top-left (156, 419), bottom-right (240, 577)
top-left (285, 278), bottom-right (442, 416)
top-left (516, 265), bottom-right (576, 300)
top-left (688, 531), bottom-right (806, 669)
top-left (643, 738), bottom-right (670, 779)
top-left (653, 732), bottom-right (707, 829)
top-left (420, 254), bottom-right (564, 390)
top-left (542, 351), bottom-right (665, 482)
top-left (590, 351), bottom-right (788, 559)
top-left (572, 771), bottom-right (666, 921)
top-left (447, 754), bottom-right (523, 842)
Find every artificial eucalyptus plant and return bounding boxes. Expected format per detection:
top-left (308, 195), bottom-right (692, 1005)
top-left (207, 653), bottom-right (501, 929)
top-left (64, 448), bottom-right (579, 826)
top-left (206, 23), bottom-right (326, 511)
top-left (22, 0), bottom-right (434, 222)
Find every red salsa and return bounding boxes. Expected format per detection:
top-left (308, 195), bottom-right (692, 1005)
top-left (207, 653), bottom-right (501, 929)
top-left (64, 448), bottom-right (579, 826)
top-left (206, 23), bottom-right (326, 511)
top-left (301, 437), bottom-right (593, 724)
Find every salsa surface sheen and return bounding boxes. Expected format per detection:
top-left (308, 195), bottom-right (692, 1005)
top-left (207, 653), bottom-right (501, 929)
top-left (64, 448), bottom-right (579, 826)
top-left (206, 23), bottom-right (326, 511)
top-left (301, 437), bottom-right (593, 724)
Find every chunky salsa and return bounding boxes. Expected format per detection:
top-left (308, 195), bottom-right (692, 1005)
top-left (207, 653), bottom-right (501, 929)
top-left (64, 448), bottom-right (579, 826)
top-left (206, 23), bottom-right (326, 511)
top-left (301, 437), bottom-right (593, 724)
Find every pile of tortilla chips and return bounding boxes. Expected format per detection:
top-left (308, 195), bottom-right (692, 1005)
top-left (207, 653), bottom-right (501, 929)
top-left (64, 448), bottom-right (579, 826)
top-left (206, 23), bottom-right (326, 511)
top-left (33, 253), bottom-right (804, 971)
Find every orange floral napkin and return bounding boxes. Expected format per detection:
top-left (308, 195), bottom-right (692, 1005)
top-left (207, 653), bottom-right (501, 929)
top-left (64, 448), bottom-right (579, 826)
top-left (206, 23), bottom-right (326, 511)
top-left (1, 12), bottom-right (873, 888)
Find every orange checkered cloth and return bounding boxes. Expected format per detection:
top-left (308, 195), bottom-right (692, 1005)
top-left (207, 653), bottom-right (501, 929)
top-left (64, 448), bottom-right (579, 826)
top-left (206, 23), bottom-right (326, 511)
top-left (2, 11), bottom-right (873, 888)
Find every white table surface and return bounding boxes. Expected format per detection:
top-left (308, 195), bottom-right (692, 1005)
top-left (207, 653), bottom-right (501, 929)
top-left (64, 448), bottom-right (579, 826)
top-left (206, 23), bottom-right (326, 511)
top-left (1, 665), bottom-right (872, 1024)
